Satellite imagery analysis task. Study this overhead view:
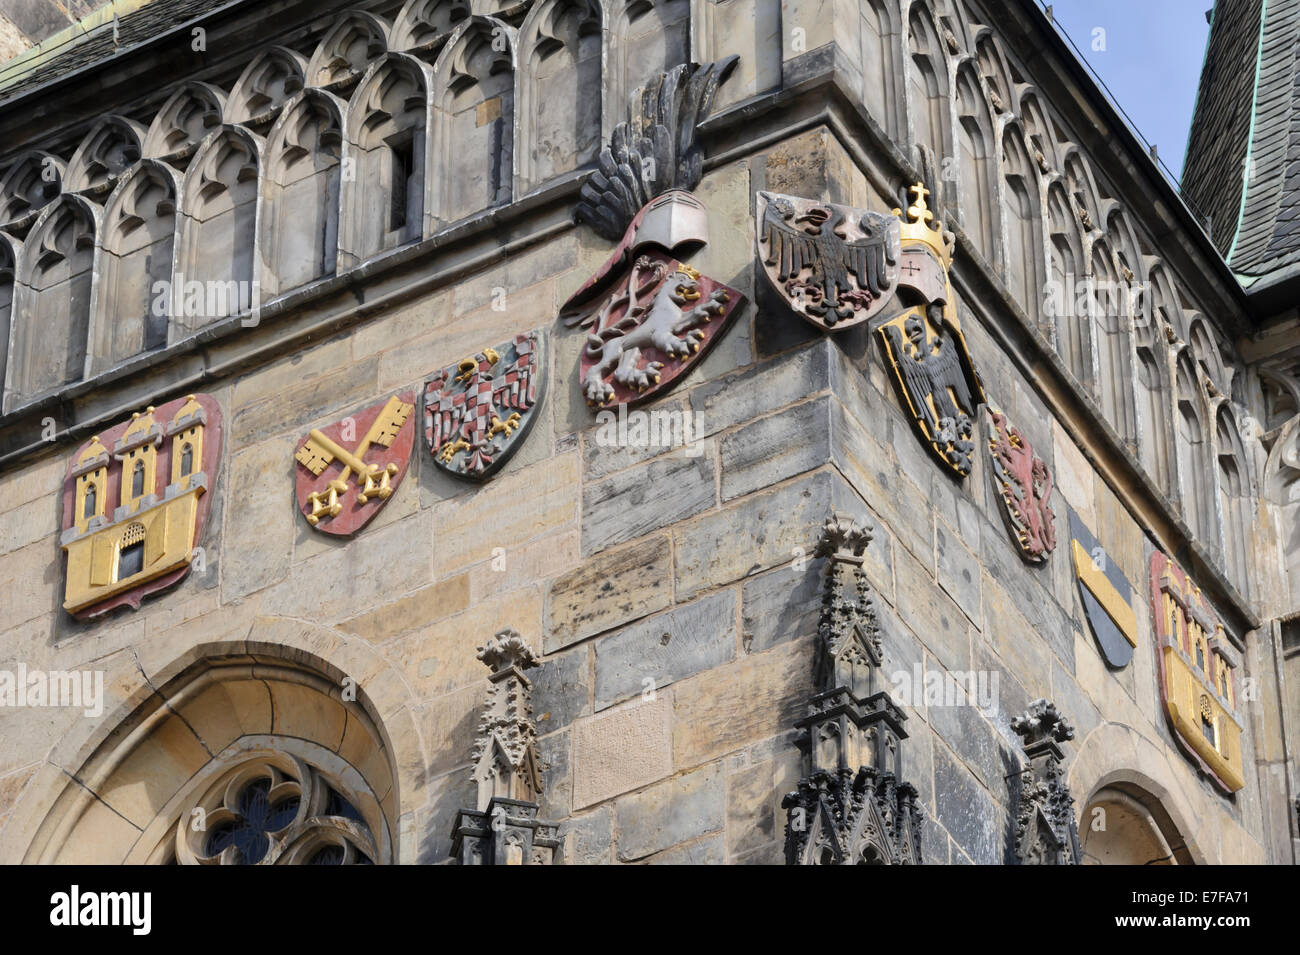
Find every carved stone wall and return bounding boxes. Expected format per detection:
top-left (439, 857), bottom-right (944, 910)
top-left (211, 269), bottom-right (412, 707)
top-left (0, 0), bottom-right (1292, 865)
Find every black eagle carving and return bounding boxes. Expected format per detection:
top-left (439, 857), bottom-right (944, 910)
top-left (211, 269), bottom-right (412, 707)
top-left (759, 194), bottom-right (897, 325)
top-left (886, 310), bottom-right (975, 438)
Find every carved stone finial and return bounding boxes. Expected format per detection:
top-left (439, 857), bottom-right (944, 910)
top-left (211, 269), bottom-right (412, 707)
top-left (1011, 698), bottom-right (1075, 749)
top-left (452, 629), bottom-right (558, 865)
top-left (469, 629), bottom-right (543, 810)
top-left (1010, 699), bottom-right (1080, 865)
top-left (783, 513), bottom-right (923, 865)
top-left (814, 513), bottom-right (873, 562)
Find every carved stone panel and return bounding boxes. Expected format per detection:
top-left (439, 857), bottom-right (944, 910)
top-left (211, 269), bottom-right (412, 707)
top-left (1150, 551), bottom-right (1245, 793)
top-left (294, 392), bottom-right (416, 535)
top-left (756, 191), bottom-right (900, 331)
top-left (423, 331), bottom-right (546, 481)
top-left (986, 405), bottom-right (1057, 562)
top-left (60, 394), bottom-right (222, 619)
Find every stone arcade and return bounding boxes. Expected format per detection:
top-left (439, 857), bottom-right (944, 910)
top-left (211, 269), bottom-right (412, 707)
top-left (0, 0), bottom-right (1296, 865)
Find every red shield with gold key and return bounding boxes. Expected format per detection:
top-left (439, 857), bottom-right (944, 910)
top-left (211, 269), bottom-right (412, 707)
top-left (294, 391), bottom-right (416, 536)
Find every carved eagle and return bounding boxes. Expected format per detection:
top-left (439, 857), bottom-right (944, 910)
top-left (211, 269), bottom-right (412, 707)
top-left (760, 195), bottom-right (896, 324)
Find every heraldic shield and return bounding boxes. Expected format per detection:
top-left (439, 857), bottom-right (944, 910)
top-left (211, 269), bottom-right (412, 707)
top-left (756, 191), bottom-right (901, 331)
top-left (294, 392), bottom-right (416, 536)
top-left (986, 406), bottom-right (1057, 562)
top-left (1150, 551), bottom-right (1245, 793)
top-left (61, 394), bottom-right (223, 619)
top-left (424, 331), bottom-right (546, 481)
top-left (1069, 509), bottom-right (1137, 668)
top-left (563, 247), bottom-right (744, 408)
top-left (876, 183), bottom-right (985, 477)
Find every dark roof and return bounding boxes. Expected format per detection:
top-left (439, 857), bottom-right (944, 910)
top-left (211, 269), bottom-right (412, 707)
top-left (1183, 0), bottom-right (1300, 281)
top-left (1182, 0), bottom-right (1264, 259)
top-left (0, 0), bottom-right (234, 102)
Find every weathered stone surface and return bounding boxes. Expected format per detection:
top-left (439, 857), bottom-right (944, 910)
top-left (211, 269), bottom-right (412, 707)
top-left (934, 743), bottom-right (1005, 865)
top-left (720, 396), bottom-right (830, 501)
top-left (615, 763), bottom-right (725, 861)
top-left (894, 544), bottom-right (970, 675)
top-left (726, 750), bottom-right (801, 859)
top-left (672, 637), bottom-right (815, 769)
top-left (533, 646), bottom-right (590, 732)
top-left (674, 470), bottom-right (834, 602)
top-left (594, 591), bottom-right (737, 711)
top-left (338, 574), bottom-right (470, 644)
top-left (581, 449), bottom-right (716, 555)
top-left (934, 521), bottom-right (981, 626)
top-left (641, 833), bottom-right (726, 864)
top-left (546, 534), bottom-right (673, 653)
top-left (571, 698), bottom-right (672, 809)
top-left (741, 556), bottom-right (824, 654)
top-left (689, 340), bottom-right (830, 439)
top-left (562, 807), bottom-right (613, 865)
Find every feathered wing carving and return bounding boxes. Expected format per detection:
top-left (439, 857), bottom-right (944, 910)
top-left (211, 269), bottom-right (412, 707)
top-left (575, 56), bottom-right (739, 241)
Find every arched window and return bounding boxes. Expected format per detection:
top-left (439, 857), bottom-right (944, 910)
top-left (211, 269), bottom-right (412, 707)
top-left (26, 652), bottom-right (401, 865)
top-left (90, 161), bottom-right (179, 372)
top-left (5, 196), bottom-right (98, 410)
top-left (975, 34), bottom-right (1012, 117)
top-left (517, 0), bottom-right (602, 193)
top-left (1001, 125), bottom-right (1041, 319)
top-left (1216, 408), bottom-right (1252, 596)
top-left (261, 91), bottom-right (345, 296)
top-left (609, 0), bottom-right (691, 133)
top-left (176, 127), bottom-right (262, 332)
top-left (860, 0), bottom-right (902, 137)
top-left (180, 443), bottom-right (194, 477)
top-left (64, 117), bottom-right (145, 196)
top-left (906, 7), bottom-right (950, 174)
top-left (83, 482), bottom-right (97, 519)
top-left (389, 0), bottom-right (472, 56)
top-left (1176, 352), bottom-right (1214, 542)
top-left (0, 151), bottom-right (65, 236)
top-left (342, 53), bottom-right (432, 265)
top-left (431, 19), bottom-right (516, 224)
top-left (307, 10), bottom-right (391, 91)
top-left (955, 66), bottom-right (995, 258)
top-left (1047, 182), bottom-right (1090, 385)
top-left (142, 82), bottom-right (227, 168)
top-left (225, 47), bottom-right (308, 126)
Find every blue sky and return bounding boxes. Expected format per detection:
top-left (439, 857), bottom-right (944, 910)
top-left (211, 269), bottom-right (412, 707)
top-left (1045, 0), bottom-right (1213, 180)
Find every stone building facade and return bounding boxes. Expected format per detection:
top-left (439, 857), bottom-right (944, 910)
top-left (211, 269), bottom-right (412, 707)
top-left (0, 0), bottom-right (1294, 864)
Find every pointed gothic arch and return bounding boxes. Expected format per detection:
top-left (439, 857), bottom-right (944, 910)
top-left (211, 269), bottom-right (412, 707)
top-left (260, 90), bottom-right (346, 296)
top-left (5, 195), bottom-right (99, 411)
top-left (0, 233), bottom-right (17, 401)
top-left (64, 116), bottom-right (146, 196)
top-left (1046, 180), bottom-right (1090, 387)
top-left (1215, 406), bottom-right (1253, 597)
top-left (516, 0), bottom-right (603, 194)
top-left (225, 47), bottom-right (308, 126)
top-left (175, 126), bottom-right (263, 334)
top-left (607, 0), bottom-right (692, 138)
top-left (1175, 349), bottom-right (1215, 544)
top-left (906, 4), bottom-right (951, 177)
top-left (431, 17), bottom-right (517, 225)
top-left (143, 82), bottom-right (228, 167)
top-left (390, 0), bottom-right (473, 57)
top-left (0, 151), bottom-right (65, 236)
top-left (1000, 121), bottom-right (1041, 320)
top-left (88, 160), bottom-right (180, 374)
top-left (955, 63), bottom-right (996, 258)
top-left (341, 53), bottom-right (434, 266)
top-left (859, 0), bottom-right (904, 138)
top-left (1087, 238), bottom-right (1137, 446)
top-left (307, 10), bottom-right (392, 91)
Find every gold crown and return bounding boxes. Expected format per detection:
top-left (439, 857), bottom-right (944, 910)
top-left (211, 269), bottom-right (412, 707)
top-left (892, 182), bottom-right (954, 266)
